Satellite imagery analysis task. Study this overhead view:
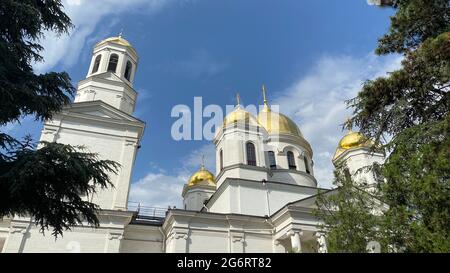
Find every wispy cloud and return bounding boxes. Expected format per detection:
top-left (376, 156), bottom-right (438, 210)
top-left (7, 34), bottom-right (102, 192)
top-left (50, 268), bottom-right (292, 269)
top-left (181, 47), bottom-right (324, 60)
top-left (129, 143), bottom-right (215, 208)
top-left (273, 53), bottom-right (402, 188)
top-left (180, 143), bottom-right (216, 172)
top-left (34, 0), bottom-right (172, 74)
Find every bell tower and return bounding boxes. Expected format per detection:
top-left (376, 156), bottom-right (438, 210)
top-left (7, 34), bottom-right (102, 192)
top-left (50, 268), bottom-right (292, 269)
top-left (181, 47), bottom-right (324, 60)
top-left (38, 35), bottom-right (145, 211)
top-left (333, 126), bottom-right (385, 190)
top-left (74, 34), bottom-right (139, 115)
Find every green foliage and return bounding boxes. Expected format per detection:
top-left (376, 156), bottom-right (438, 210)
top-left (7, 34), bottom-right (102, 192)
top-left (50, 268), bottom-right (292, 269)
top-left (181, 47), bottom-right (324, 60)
top-left (349, 31), bottom-right (450, 142)
top-left (0, 140), bottom-right (118, 237)
top-left (0, 0), bottom-right (75, 126)
top-left (316, 0), bottom-right (450, 253)
top-left (376, 0), bottom-right (450, 55)
top-left (0, 1), bottom-right (118, 237)
top-left (315, 169), bottom-right (382, 253)
top-left (379, 117), bottom-right (450, 252)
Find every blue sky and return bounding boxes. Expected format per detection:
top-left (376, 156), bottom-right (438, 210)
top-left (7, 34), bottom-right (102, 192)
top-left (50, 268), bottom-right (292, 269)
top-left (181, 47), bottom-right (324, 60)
top-left (7, 0), bottom-right (402, 208)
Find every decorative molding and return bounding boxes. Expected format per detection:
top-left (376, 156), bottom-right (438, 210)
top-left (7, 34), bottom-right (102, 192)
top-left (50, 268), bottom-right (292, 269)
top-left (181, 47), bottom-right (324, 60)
top-left (125, 139), bottom-right (138, 147)
top-left (287, 230), bottom-right (303, 237)
top-left (231, 234), bottom-right (245, 243)
top-left (9, 225), bottom-right (28, 235)
top-left (108, 232), bottom-right (124, 240)
top-left (171, 230), bottom-right (188, 240)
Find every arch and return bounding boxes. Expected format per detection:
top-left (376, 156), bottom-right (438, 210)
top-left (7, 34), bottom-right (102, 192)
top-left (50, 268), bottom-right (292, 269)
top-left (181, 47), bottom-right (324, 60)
top-left (124, 60), bottom-right (133, 81)
top-left (287, 151), bottom-right (296, 170)
top-left (268, 151), bottom-right (276, 170)
top-left (219, 149), bottom-right (224, 171)
top-left (91, 55), bottom-right (101, 74)
top-left (246, 142), bottom-right (257, 166)
top-left (107, 53), bottom-right (119, 73)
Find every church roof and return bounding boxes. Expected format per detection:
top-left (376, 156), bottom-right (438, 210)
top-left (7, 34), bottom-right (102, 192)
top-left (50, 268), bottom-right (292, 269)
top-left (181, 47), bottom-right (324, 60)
top-left (95, 35), bottom-right (138, 57)
top-left (333, 130), bottom-right (374, 160)
top-left (187, 165), bottom-right (216, 187)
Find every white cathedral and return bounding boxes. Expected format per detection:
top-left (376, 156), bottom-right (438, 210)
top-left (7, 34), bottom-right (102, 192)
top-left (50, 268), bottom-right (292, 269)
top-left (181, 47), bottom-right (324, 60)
top-left (0, 36), bottom-right (385, 253)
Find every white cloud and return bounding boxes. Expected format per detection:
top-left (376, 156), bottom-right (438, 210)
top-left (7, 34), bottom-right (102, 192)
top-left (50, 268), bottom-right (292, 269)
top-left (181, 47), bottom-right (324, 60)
top-left (34, 0), bottom-right (172, 73)
top-left (129, 143), bottom-right (215, 208)
top-left (129, 172), bottom-right (185, 208)
top-left (273, 53), bottom-right (402, 188)
top-left (181, 143), bottom-right (216, 172)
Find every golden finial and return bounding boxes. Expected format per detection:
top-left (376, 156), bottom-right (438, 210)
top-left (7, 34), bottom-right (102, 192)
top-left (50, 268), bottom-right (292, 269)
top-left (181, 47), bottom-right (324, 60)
top-left (262, 84), bottom-right (267, 104)
top-left (201, 154), bottom-right (205, 170)
top-left (118, 28), bottom-right (124, 38)
top-left (236, 93), bottom-right (241, 107)
top-left (262, 84), bottom-right (270, 112)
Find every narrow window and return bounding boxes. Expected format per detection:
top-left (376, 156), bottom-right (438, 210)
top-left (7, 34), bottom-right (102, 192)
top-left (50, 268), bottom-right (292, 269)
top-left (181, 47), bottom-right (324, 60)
top-left (246, 142), bottom-right (256, 166)
top-left (287, 151), bottom-right (296, 170)
top-left (304, 157), bottom-right (310, 174)
top-left (92, 55), bottom-right (101, 74)
top-left (268, 151), bottom-right (276, 170)
top-left (107, 53), bottom-right (119, 73)
top-left (219, 149), bottom-right (224, 171)
top-left (124, 61), bottom-right (132, 81)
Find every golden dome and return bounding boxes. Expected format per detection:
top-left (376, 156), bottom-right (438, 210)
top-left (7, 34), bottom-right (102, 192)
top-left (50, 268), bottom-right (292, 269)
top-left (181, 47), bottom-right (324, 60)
top-left (338, 131), bottom-right (368, 149)
top-left (255, 85), bottom-right (303, 137)
top-left (223, 107), bottom-right (259, 128)
top-left (333, 130), bottom-right (373, 160)
top-left (257, 109), bottom-right (303, 137)
top-left (95, 36), bottom-right (137, 56)
top-left (187, 165), bottom-right (216, 187)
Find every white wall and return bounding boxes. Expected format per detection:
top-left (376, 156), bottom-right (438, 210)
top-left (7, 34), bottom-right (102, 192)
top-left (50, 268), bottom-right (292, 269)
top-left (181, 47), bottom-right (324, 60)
top-left (121, 225), bottom-right (163, 253)
top-left (209, 179), bottom-right (318, 216)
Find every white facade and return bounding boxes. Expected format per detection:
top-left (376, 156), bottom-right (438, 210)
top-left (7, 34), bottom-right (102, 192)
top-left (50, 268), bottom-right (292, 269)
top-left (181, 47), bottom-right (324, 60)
top-left (0, 36), bottom-right (384, 253)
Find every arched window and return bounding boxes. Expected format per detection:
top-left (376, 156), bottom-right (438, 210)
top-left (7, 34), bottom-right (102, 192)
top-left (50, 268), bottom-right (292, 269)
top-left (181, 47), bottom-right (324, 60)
top-left (219, 149), bottom-right (224, 171)
top-left (92, 55), bottom-right (101, 74)
top-left (268, 151), bottom-right (276, 170)
top-left (304, 157), bottom-right (310, 174)
top-left (246, 142), bottom-right (256, 166)
top-left (124, 61), bottom-right (132, 81)
top-left (107, 53), bottom-right (119, 73)
top-left (287, 151), bottom-right (296, 170)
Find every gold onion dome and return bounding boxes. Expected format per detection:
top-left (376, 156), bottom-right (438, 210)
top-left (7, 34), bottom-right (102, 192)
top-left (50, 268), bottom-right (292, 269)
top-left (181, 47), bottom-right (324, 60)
top-left (333, 129), bottom-right (373, 160)
top-left (256, 85), bottom-right (303, 137)
top-left (95, 34), bottom-right (137, 56)
top-left (187, 165), bottom-right (216, 187)
top-left (223, 94), bottom-right (259, 128)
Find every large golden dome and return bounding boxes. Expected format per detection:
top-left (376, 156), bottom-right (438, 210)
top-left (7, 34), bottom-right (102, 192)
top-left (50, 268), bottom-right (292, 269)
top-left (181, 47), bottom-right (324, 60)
top-left (256, 88), bottom-right (303, 137)
top-left (257, 108), bottom-right (303, 137)
top-left (187, 165), bottom-right (216, 187)
top-left (95, 35), bottom-right (137, 56)
top-left (333, 130), bottom-right (373, 160)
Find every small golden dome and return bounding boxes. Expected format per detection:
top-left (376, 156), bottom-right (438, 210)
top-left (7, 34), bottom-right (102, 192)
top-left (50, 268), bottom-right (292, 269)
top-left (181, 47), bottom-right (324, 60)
top-left (338, 131), bottom-right (368, 149)
top-left (95, 36), bottom-right (137, 56)
top-left (187, 165), bottom-right (216, 187)
top-left (333, 130), bottom-right (373, 160)
top-left (223, 107), bottom-right (259, 128)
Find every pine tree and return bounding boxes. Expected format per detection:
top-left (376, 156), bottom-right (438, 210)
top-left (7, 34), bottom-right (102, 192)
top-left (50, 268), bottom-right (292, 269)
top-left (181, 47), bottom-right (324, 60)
top-left (0, 0), bottom-right (118, 237)
top-left (316, 0), bottom-right (450, 252)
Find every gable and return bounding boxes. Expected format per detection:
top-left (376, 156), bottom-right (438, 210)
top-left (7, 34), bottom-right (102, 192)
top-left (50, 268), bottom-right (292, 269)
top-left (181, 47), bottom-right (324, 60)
top-left (63, 100), bottom-right (144, 124)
